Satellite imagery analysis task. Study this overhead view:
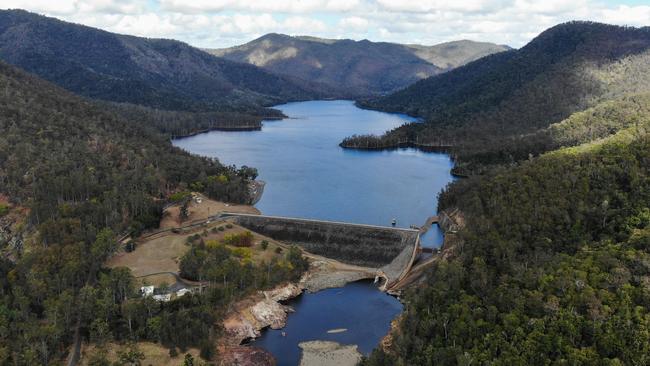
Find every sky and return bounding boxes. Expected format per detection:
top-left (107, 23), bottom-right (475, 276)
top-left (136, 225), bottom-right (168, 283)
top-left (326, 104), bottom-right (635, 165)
top-left (2, 0), bottom-right (649, 49)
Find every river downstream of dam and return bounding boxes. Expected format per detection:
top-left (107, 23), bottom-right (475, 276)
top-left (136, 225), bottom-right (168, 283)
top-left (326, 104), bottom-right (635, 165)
top-left (173, 100), bottom-right (455, 365)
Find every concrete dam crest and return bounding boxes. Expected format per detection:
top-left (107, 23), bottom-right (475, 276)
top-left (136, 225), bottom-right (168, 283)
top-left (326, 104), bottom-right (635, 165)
top-left (218, 212), bottom-right (421, 289)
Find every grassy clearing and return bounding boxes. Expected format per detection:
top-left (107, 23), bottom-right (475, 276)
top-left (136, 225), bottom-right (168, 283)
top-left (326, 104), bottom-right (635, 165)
top-left (107, 220), bottom-right (291, 278)
top-left (80, 341), bottom-right (200, 366)
top-left (159, 193), bottom-right (259, 230)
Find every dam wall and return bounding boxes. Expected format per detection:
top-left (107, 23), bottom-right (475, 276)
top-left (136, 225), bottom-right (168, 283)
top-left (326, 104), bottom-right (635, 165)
top-left (219, 213), bottom-right (419, 274)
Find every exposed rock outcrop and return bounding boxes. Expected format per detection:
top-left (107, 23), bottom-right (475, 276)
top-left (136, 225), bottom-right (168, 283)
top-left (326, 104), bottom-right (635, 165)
top-left (223, 283), bottom-right (303, 345)
top-left (438, 208), bottom-right (466, 260)
top-left (438, 208), bottom-right (464, 234)
top-left (264, 282), bottom-right (302, 302)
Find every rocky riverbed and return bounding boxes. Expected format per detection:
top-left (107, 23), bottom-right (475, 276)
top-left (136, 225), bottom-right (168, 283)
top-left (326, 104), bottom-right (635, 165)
top-left (299, 259), bottom-right (376, 292)
top-left (298, 341), bottom-right (362, 366)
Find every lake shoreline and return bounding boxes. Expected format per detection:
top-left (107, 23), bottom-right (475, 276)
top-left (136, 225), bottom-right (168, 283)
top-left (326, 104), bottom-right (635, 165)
top-left (339, 140), bottom-right (453, 153)
top-left (249, 180), bottom-right (266, 205)
top-left (339, 142), bottom-right (471, 178)
top-left (169, 116), bottom-right (285, 139)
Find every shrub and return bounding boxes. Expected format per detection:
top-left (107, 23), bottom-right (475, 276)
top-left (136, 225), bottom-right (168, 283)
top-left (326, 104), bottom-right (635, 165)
top-left (222, 231), bottom-right (254, 247)
top-left (125, 241), bottom-right (137, 252)
top-left (0, 204), bottom-right (10, 217)
top-left (286, 245), bottom-right (309, 275)
top-left (231, 247), bottom-right (253, 260)
top-left (168, 347), bottom-right (178, 358)
top-left (225, 224), bottom-right (233, 229)
top-left (211, 227), bottom-right (218, 233)
top-left (205, 240), bottom-right (220, 249)
top-left (261, 240), bottom-right (269, 250)
top-left (275, 247), bottom-right (283, 254)
top-left (169, 191), bottom-right (191, 203)
top-left (218, 226), bottom-right (225, 232)
top-left (128, 221), bottom-right (145, 238)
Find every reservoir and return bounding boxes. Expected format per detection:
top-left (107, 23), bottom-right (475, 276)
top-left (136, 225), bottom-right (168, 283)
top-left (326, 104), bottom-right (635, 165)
top-left (173, 100), bottom-right (454, 242)
top-left (173, 100), bottom-right (454, 364)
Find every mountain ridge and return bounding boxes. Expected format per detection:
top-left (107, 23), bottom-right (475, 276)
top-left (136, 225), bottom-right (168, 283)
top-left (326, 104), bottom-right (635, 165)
top-left (208, 33), bottom-right (509, 96)
top-left (346, 21), bottom-right (650, 174)
top-left (0, 9), bottom-right (330, 113)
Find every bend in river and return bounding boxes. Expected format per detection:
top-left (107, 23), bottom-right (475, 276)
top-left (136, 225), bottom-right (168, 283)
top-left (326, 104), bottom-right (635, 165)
top-left (173, 100), bottom-right (455, 365)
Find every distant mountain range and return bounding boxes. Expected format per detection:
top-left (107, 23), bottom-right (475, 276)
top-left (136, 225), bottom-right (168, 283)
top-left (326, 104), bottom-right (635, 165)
top-left (348, 21), bottom-right (650, 174)
top-left (0, 10), bottom-right (331, 113)
top-left (208, 34), bottom-right (509, 96)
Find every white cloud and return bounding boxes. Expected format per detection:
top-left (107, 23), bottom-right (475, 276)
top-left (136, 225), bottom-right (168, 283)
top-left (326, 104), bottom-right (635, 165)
top-left (158, 0), bottom-right (360, 14)
top-left (2, 0), bottom-right (649, 49)
top-left (339, 16), bottom-right (369, 32)
top-left (2, 0), bottom-right (77, 14)
top-left (76, 0), bottom-right (147, 14)
top-left (376, 0), bottom-right (512, 14)
top-left (3, 0), bottom-right (147, 15)
top-left (513, 0), bottom-right (589, 16)
top-left (598, 5), bottom-right (650, 27)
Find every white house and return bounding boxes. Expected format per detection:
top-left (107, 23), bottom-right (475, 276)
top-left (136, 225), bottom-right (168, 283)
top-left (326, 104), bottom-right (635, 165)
top-left (140, 286), bottom-right (154, 297)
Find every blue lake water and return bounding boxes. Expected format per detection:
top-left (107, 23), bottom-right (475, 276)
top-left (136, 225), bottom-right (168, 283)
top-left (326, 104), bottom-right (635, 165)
top-left (173, 100), bottom-right (454, 245)
top-left (173, 100), bottom-right (455, 365)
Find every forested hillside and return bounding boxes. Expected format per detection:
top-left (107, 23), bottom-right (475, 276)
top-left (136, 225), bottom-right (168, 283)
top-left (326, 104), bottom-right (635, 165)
top-left (102, 102), bottom-right (285, 138)
top-left (0, 10), bottom-right (328, 114)
top-left (0, 61), bottom-right (272, 364)
top-left (364, 91), bottom-right (650, 365)
top-left (210, 33), bottom-right (508, 96)
top-left (358, 23), bottom-right (650, 364)
top-left (348, 22), bottom-right (650, 175)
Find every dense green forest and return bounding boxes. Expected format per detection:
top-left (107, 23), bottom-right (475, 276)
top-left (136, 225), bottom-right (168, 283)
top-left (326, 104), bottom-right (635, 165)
top-left (347, 22), bottom-right (650, 175)
top-left (0, 61), bottom-right (302, 364)
top-left (0, 61), bottom-right (253, 235)
top-left (105, 102), bottom-right (284, 138)
top-left (0, 10), bottom-right (328, 119)
top-left (362, 67), bottom-right (650, 364)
